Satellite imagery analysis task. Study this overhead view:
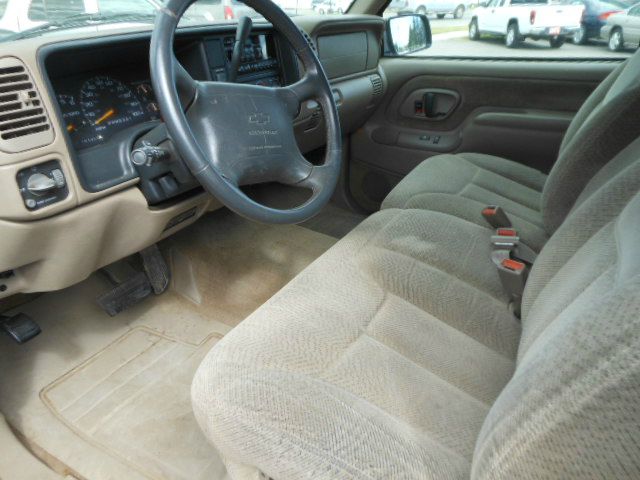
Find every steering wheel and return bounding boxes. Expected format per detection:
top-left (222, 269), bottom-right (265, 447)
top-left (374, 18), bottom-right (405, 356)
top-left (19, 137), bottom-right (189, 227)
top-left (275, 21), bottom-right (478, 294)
top-left (150, 0), bottom-right (342, 224)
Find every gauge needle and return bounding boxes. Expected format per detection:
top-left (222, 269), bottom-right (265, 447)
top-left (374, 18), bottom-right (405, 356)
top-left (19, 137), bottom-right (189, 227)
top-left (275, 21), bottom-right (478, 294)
top-left (95, 108), bottom-right (115, 125)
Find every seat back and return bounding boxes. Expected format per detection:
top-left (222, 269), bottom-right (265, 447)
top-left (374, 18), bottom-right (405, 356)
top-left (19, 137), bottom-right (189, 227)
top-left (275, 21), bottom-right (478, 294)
top-left (472, 138), bottom-right (640, 479)
top-left (541, 50), bottom-right (640, 234)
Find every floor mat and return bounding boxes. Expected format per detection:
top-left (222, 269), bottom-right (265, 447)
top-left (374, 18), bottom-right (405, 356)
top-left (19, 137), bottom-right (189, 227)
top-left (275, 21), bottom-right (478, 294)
top-left (0, 210), bottom-right (337, 479)
top-left (42, 328), bottom-right (225, 480)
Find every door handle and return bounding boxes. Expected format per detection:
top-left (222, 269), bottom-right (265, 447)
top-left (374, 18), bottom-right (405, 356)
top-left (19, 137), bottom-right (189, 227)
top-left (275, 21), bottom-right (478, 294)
top-left (423, 92), bottom-right (439, 118)
top-left (403, 88), bottom-right (460, 121)
top-left (422, 91), bottom-right (455, 119)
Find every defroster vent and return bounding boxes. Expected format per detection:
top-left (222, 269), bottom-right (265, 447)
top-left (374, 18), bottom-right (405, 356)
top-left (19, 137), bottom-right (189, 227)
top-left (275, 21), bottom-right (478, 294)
top-left (0, 57), bottom-right (53, 153)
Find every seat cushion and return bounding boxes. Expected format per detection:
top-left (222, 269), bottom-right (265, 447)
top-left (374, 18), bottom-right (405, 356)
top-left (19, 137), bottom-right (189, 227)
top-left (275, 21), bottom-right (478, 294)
top-left (381, 153), bottom-right (549, 252)
top-left (192, 208), bottom-right (520, 479)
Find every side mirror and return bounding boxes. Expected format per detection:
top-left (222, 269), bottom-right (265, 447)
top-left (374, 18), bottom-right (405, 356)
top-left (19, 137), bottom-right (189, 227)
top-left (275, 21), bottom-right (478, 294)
top-left (384, 14), bottom-right (432, 56)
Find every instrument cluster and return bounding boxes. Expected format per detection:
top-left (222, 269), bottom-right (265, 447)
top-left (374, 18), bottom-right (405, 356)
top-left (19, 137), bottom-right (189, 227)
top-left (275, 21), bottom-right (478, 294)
top-left (53, 71), bottom-right (161, 150)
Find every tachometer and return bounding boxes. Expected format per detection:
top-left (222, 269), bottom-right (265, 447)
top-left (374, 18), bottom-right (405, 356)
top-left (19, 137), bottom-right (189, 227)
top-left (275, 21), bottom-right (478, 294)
top-left (80, 76), bottom-right (146, 144)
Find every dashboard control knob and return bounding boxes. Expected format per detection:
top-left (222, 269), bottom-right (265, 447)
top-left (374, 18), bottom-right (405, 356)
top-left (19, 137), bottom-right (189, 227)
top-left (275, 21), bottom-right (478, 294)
top-left (131, 145), bottom-right (169, 167)
top-left (26, 173), bottom-right (57, 196)
top-left (51, 169), bottom-right (66, 189)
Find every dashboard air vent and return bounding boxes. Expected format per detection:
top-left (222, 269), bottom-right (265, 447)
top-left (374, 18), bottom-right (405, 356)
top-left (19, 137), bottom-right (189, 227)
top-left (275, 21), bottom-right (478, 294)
top-left (370, 74), bottom-right (384, 98)
top-left (0, 57), bottom-right (53, 153)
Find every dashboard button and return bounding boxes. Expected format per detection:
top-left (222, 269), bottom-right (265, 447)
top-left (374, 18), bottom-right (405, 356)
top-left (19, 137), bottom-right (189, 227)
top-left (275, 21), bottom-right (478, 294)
top-left (51, 169), bottom-right (66, 189)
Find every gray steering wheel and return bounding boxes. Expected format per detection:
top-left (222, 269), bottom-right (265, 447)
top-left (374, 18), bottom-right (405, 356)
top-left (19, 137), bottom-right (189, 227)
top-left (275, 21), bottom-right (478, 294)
top-left (150, 0), bottom-right (342, 224)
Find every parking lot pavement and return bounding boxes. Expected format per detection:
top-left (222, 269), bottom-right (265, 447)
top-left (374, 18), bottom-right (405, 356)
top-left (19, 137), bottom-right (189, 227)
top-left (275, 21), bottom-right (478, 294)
top-left (427, 31), bottom-right (631, 58)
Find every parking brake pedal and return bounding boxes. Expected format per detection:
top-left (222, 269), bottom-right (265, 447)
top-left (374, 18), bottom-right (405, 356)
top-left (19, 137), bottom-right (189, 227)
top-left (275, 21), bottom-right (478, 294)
top-left (97, 245), bottom-right (171, 316)
top-left (1, 313), bottom-right (41, 344)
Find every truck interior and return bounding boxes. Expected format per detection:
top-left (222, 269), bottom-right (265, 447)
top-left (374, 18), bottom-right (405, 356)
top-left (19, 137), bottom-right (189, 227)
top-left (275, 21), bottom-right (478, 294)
top-left (0, 0), bottom-right (639, 478)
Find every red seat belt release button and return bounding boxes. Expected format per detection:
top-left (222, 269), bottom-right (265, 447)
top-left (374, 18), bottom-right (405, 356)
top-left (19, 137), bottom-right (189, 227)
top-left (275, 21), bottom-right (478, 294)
top-left (501, 258), bottom-right (526, 272)
top-left (497, 228), bottom-right (517, 237)
top-left (482, 205), bottom-right (512, 228)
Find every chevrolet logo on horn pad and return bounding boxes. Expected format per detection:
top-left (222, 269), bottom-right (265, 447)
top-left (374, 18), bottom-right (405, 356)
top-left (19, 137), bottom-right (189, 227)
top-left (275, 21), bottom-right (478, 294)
top-left (248, 113), bottom-right (270, 126)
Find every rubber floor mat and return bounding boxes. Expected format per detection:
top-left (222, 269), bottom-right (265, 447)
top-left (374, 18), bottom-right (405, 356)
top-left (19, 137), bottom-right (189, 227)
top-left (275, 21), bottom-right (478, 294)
top-left (42, 328), bottom-right (227, 480)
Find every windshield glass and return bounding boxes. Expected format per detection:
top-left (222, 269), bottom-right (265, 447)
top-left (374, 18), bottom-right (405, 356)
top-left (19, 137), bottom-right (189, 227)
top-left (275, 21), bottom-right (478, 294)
top-left (0, 0), bottom-right (347, 41)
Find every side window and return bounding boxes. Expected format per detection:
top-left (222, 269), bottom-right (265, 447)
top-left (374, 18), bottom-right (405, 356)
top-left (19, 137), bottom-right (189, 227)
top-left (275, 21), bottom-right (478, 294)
top-left (383, 0), bottom-right (633, 58)
top-left (29, 0), bottom-right (86, 21)
top-left (630, 5), bottom-right (640, 15)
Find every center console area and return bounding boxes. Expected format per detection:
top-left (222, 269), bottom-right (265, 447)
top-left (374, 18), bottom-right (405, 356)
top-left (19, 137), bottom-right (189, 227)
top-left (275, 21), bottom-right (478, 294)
top-left (206, 32), bottom-right (282, 86)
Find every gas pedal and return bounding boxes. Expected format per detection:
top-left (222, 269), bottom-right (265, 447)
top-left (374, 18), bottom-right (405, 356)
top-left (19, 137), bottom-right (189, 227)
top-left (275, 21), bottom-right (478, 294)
top-left (140, 244), bottom-right (171, 295)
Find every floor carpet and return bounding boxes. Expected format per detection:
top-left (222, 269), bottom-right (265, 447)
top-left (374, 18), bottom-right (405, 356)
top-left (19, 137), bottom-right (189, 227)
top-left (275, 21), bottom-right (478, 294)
top-left (0, 209), bottom-right (337, 480)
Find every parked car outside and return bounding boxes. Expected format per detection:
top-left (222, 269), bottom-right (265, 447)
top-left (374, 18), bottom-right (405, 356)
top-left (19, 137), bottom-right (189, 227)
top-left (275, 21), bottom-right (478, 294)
top-left (565, 0), bottom-right (635, 44)
top-left (600, 1), bottom-right (640, 49)
top-left (406, 0), bottom-right (468, 19)
top-left (469, 0), bottom-right (584, 48)
top-left (184, 0), bottom-right (263, 20)
top-left (312, 0), bottom-right (351, 13)
top-left (0, 0), bottom-right (159, 33)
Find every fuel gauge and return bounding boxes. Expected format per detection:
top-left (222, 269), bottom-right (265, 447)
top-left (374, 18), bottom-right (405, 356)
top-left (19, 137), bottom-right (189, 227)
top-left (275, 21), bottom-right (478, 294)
top-left (57, 94), bottom-right (89, 142)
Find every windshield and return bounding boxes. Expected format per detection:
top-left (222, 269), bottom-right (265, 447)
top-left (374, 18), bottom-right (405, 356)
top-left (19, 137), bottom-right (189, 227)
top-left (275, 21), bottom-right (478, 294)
top-left (0, 0), bottom-right (349, 41)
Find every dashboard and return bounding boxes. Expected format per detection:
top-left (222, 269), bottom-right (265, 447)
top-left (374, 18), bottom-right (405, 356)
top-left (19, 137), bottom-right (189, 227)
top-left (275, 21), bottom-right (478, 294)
top-left (0, 15), bottom-right (386, 300)
top-left (50, 32), bottom-right (283, 153)
top-left (54, 71), bottom-right (160, 151)
top-left (43, 29), bottom-right (297, 198)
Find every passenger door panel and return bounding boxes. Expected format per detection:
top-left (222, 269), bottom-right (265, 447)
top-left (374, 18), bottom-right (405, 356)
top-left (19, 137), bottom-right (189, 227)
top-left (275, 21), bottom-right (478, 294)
top-left (349, 57), bottom-right (617, 210)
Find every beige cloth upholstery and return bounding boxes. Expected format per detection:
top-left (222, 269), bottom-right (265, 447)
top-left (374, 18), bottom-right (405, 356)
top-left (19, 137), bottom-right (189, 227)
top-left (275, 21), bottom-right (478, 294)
top-left (382, 50), bottom-right (640, 248)
top-left (193, 209), bottom-right (520, 479)
top-left (192, 136), bottom-right (640, 478)
top-left (474, 149), bottom-right (640, 479)
top-left (381, 152), bottom-right (549, 251)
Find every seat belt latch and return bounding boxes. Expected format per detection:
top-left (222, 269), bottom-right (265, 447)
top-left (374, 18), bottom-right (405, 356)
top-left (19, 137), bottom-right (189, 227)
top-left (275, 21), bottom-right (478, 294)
top-left (491, 228), bottom-right (519, 249)
top-left (482, 205), bottom-right (512, 228)
top-left (491, 228), bottom-right (538, 265)
top-left (497, 258), bottom-right (528, 315)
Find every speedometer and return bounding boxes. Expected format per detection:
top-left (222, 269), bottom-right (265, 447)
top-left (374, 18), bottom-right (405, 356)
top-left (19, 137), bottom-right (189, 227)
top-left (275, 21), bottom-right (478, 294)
top-left (80, 76), bottom-right (146, 144)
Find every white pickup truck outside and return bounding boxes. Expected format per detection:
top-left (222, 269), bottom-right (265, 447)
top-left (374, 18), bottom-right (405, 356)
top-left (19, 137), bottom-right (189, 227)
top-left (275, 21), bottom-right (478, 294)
top-left (469, 0), bottom-right (585, 48)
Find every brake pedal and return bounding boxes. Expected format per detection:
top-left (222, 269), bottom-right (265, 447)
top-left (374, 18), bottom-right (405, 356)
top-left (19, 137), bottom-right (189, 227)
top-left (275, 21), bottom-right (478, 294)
top-left (97, 245), bottom-right (171, 316)
top-left (1, 313), bottom-right (41, 344)
top-left (97, 272), bottom-right (153, 317)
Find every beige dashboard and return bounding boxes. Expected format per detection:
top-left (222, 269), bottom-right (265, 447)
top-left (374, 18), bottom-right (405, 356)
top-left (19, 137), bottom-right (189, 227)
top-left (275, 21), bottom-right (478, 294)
top-left (0, 15), bottom-right (385, 299)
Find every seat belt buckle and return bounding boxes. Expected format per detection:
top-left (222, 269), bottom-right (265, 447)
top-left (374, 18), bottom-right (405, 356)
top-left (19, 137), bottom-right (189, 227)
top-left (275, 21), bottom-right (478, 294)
top-left (482, 205), bottom-right (512, 228)
top-left (491, 228), bottom-right (519, 250)
top-left (497, 258), bottom-right (528, 299)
